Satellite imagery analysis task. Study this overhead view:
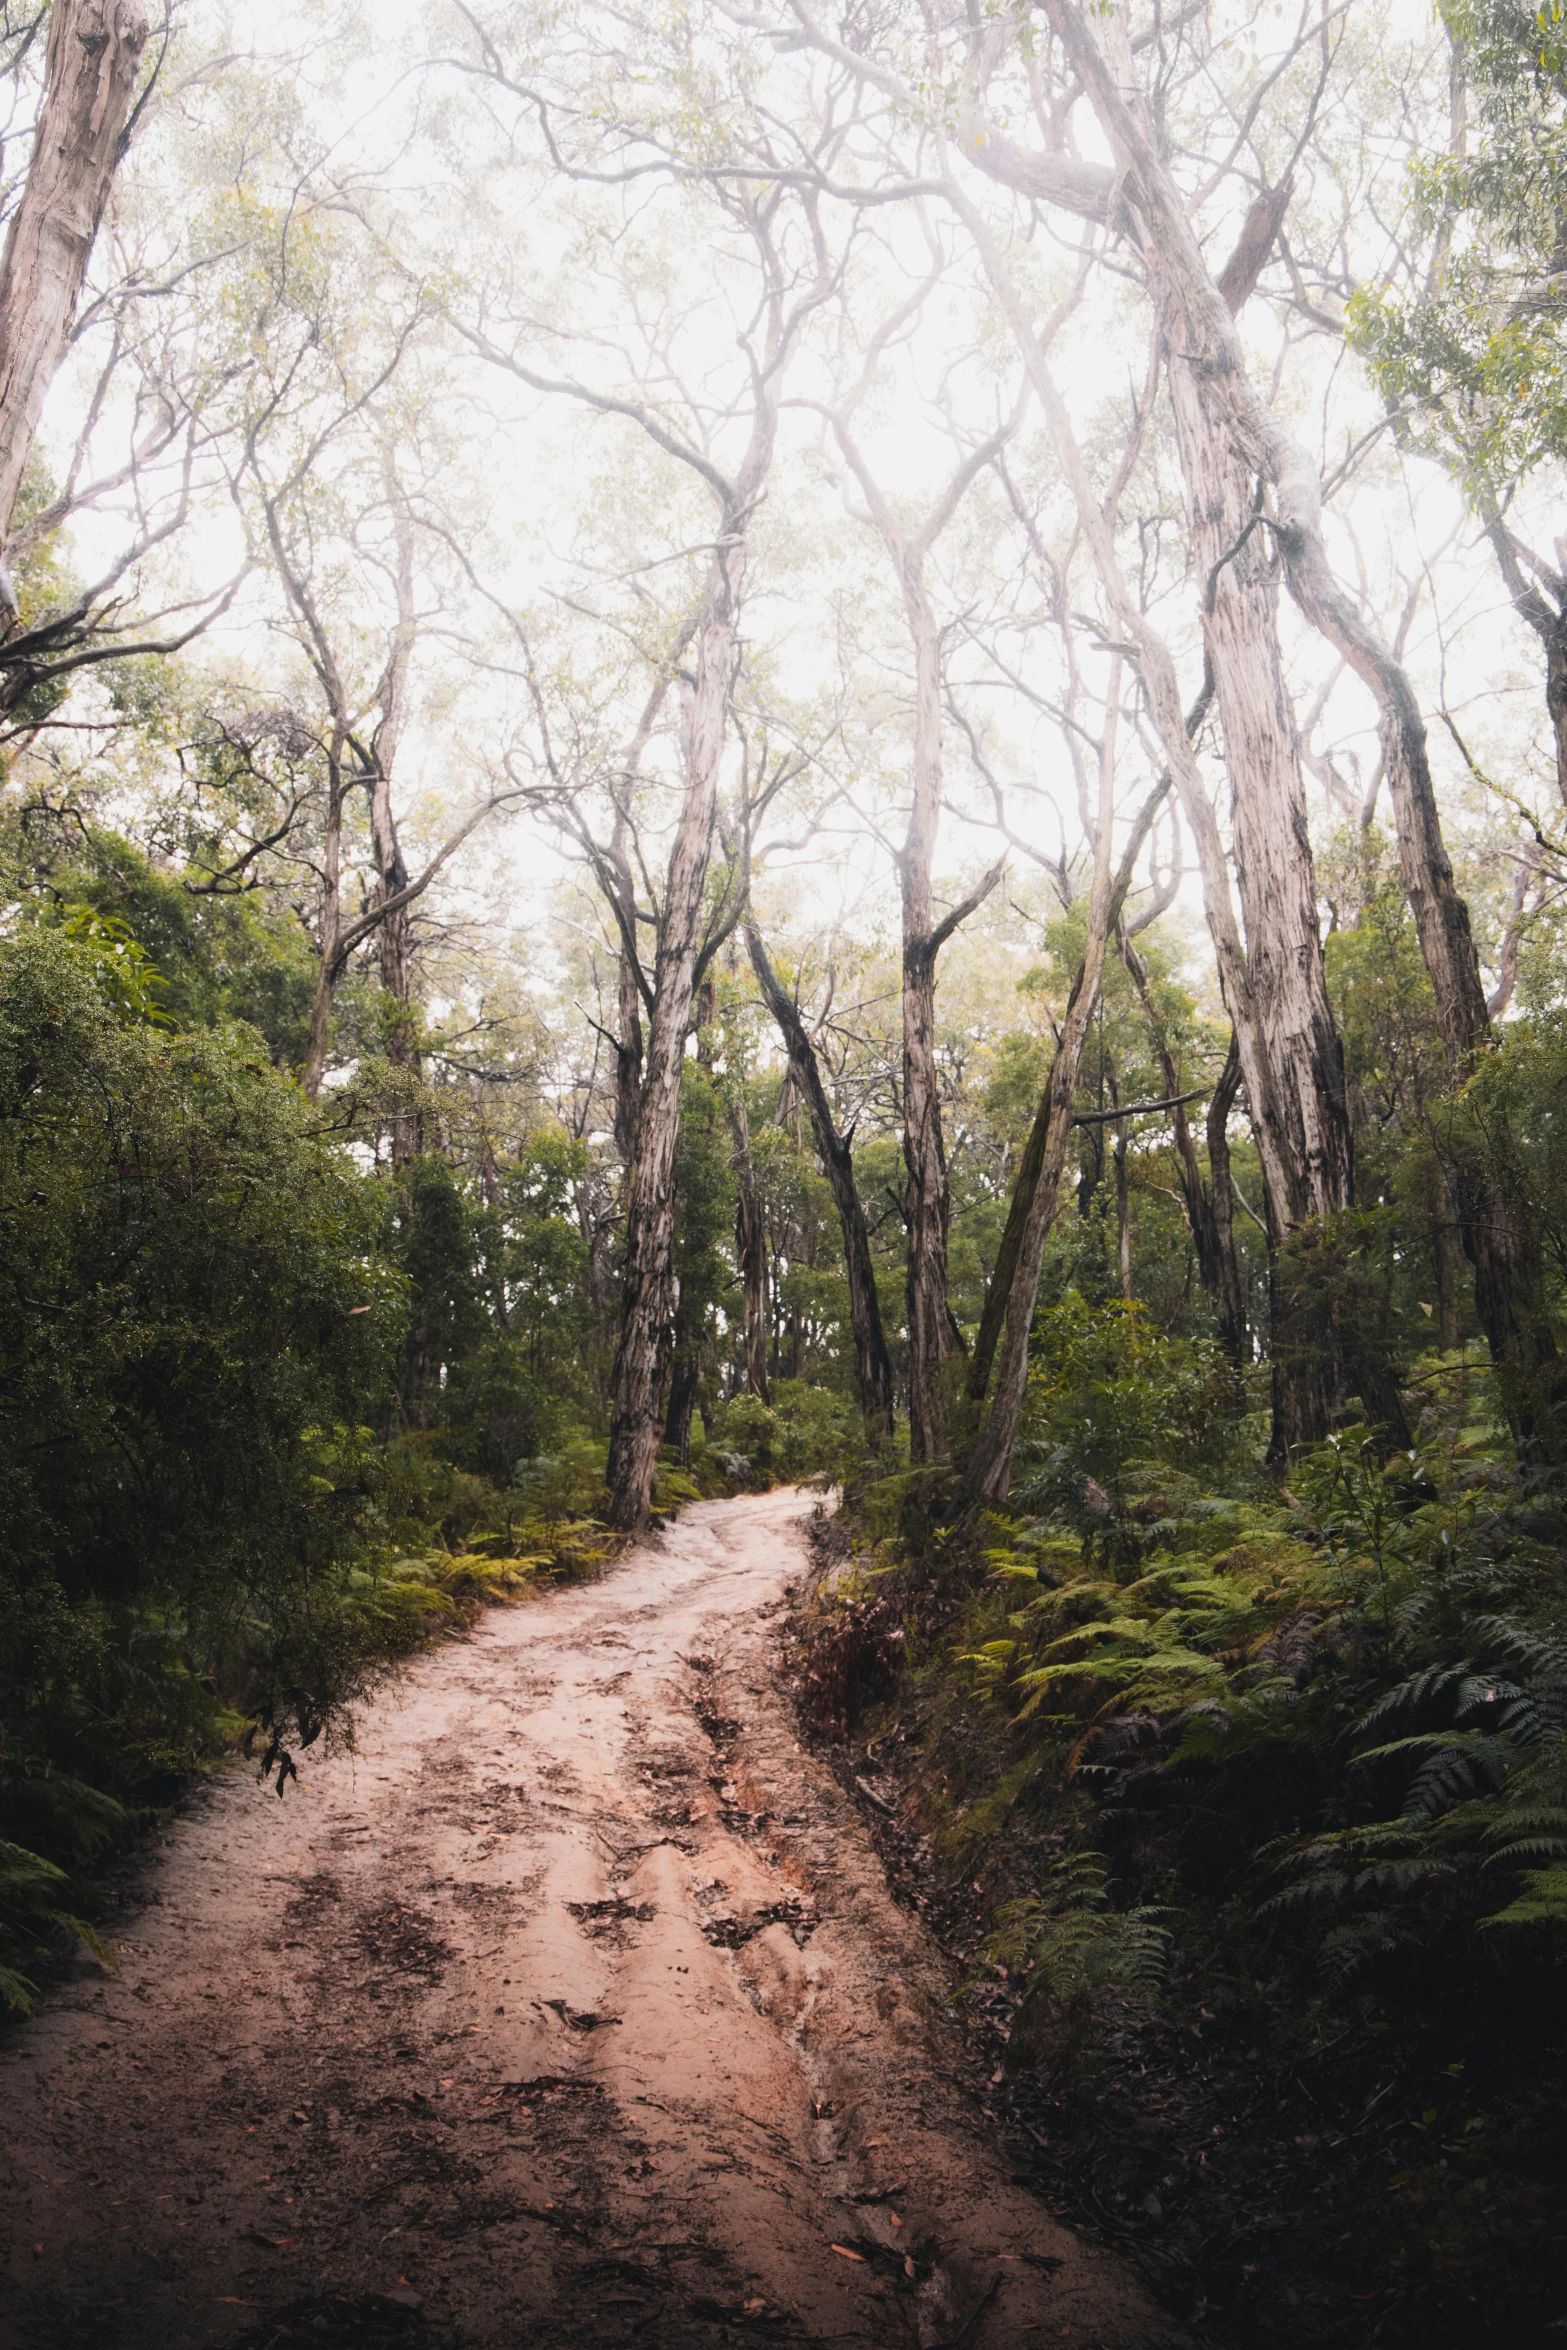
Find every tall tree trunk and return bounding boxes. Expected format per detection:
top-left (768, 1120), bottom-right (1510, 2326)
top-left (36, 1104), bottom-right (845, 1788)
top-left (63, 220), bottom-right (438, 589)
top-left (1205, 1036), bottom-right (1248, 1367)
top-left (730, 1086), bottom-right (770, 1401)
top-left (662, 1348), bottom-right (699, 1467)
top-left (0, 0), bottom-right (150, 561)
top-left (1040, 0), bottom-right (1562, 1455)
top-left (1122, 938), bottom-right (1247, 1363)
top-left (953, 115), bottom-right (1364, 1458)
top-left (1112, 1079), bottom-right (1133, 1306)
top-left (604, 416), bottom-right (779, 1527)
top-left (1162, 340), bottom-right (1354, 1249)
top-left (960, 676), bottom-right (1127, 1509)
top-left (828, 403), bottom-right (1014, 1463)
top-left (302, 738), bottom-right (350, 1100)
top-left (967, 768), bottom-right (1172, 1404)
top-left (604, 650), bottom-right (735, 1526)
top-left (368, 502), bottom-right (420, 1164)
top-left (614, 943), bottom-right (643, 1165)
top-left (898, 569), bottom-right (980, 1461)
top-left (747, 923), bottom-right (896, 1446)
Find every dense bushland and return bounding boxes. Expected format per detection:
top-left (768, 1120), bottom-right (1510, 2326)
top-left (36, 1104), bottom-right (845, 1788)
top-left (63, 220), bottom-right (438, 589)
top-left (0, 901), bottom-right (833, 2011)
top-left (4, 0), bottom-right (1567, 2332)
top-left (798, 1301), bottom-right (1567, 2341)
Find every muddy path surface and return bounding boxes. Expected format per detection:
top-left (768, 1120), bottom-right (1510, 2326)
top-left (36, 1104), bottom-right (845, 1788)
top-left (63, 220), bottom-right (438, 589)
top-left (0, 1490), bottom-right (1185, 2350)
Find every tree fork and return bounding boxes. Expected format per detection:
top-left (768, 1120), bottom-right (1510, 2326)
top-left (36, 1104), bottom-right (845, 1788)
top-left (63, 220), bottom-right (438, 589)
top-left (746, 923), bottom-right (895, 1447)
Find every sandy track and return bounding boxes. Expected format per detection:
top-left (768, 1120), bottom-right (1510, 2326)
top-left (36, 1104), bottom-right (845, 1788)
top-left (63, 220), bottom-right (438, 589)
top-left (0, 1489), bottom-right (1185, 2350)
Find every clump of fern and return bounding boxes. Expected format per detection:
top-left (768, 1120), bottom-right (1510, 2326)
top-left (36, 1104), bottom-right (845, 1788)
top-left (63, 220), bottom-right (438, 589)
top-left (0, 1837), bottom-right (119, 2015)
top-left (985, 1849), bottom-right (1170, 2033)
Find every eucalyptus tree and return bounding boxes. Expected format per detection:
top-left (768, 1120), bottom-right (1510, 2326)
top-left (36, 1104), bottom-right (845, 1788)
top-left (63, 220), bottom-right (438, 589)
top-left (746, 920), bottom-right (896, 1444)
top-left (0, 0), bottom-right (150, 560)
top-left (442, 1), bottom-right (852, 1528)
top-left (1353, 0), bottom-right (1567, 819)
top-left (810, 257), bottom-right (1018, 1460)
top-left (0, 2), bottom-right (264, 729)
top-left (764, 0), bottom-right (1558, 1452)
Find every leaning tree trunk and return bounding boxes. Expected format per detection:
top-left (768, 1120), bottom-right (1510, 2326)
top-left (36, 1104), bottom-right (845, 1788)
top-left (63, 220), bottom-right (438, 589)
top-left (967, 772), bottom-right (1172, 1405)
top-left (960, 750), bottom-right (1123, 1511)
top-left (0, 0), bottom-right (150, 556)
top-left (1155, 227), bottom-right (1352, 1452)
top-left (1042, 0), bottom-right (1562, 1456)
top-left (747, 924), bottom-right (896, 1447)
top-left (951, 177), bottom-right (1358, 1457)
top-left (1162, 343), bottom-right (1353, 1246)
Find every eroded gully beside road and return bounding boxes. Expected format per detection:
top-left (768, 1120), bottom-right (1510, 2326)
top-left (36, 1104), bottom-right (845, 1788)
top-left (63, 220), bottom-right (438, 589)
top-left (0, 1487), bottom-right (1188, 2350)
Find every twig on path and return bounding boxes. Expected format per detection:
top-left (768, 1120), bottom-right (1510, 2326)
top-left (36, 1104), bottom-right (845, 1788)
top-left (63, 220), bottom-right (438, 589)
top-left (926, 2273), bottom-right (1002, 2348)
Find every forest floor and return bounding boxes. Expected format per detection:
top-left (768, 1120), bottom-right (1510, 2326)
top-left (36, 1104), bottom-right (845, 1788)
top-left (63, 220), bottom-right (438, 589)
top-left (0, 1488), bottom-right (1186, 2350)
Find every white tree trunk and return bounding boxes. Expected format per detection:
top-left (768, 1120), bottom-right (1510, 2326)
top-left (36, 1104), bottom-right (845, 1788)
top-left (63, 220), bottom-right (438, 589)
top-left (0, 0), bottom-right (150, 551)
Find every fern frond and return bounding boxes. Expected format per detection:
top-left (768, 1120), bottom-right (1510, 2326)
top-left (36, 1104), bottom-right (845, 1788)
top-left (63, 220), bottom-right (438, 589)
top-left (1480, 1867), bottom-right (1567, 1929)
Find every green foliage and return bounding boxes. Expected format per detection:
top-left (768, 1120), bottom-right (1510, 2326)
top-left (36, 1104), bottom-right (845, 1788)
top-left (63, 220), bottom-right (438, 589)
top-left (0, 1838), bottom-right (118, 2016)
top-left (0, 927), bottom-right (405, 1985)
top-left (1351, 0), bottom-right (1567, 489)
top-left (1013, 1295), bottom-right (1243, 1567)
top-left (708, 1378), bottom-right (862, 1484)
top-left (986, 1850), bottom-right (1170, 2029)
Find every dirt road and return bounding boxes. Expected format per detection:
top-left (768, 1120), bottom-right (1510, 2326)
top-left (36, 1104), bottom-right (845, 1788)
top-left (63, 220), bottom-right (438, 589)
top-left (0, 1489), bottom-right (1185, 2350)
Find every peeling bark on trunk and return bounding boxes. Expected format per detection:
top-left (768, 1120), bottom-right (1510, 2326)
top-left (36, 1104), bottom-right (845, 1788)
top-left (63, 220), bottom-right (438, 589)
top-left (747, 923), bottom-right (895, 1446)
top-left (604, 616), bottom-right (741, 1527)
top-left (1162, 344), bottom-right (1353, 1241)
top-left (1035, 0), bottom-right (1561, 1449)
top-left (0, 0), bottom-right (150, 553)
top-left (603, 319), bottom-right (792, 1528)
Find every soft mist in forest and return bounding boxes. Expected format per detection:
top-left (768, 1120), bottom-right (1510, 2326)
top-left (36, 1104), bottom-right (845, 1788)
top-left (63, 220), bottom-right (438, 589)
top-left (2, 0), bottom-right (1566, 2340)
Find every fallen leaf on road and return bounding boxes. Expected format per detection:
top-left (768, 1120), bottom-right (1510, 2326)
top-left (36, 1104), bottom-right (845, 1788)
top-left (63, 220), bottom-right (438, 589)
top-left (830, 2244), bottom-right (866, 2262)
